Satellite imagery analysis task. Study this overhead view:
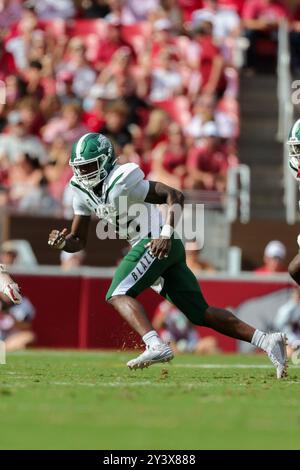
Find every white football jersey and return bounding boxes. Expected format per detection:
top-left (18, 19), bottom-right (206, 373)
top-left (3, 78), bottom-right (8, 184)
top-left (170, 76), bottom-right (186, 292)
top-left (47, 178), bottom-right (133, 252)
top-left (70, 163), bottom-right (163, 246)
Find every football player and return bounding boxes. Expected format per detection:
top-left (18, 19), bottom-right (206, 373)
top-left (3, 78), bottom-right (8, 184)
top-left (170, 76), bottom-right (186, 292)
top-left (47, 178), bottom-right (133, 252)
top-left (287, 119), bottom-right (300, 285)
top-left (0, 264), bottom-right (22, 305)
top-left (48, 133), bottom-right (287, 377)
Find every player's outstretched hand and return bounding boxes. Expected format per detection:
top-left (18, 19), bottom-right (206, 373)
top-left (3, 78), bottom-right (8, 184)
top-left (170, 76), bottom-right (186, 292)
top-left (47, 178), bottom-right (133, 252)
top-left (48, 228), bottom-right (68, 250)
top-left (146, 238), bottom-right (172, 260)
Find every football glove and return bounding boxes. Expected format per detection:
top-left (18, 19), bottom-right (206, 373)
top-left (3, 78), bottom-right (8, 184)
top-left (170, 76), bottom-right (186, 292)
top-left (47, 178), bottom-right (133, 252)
top-left (0, 268), bottom-right (22, 305)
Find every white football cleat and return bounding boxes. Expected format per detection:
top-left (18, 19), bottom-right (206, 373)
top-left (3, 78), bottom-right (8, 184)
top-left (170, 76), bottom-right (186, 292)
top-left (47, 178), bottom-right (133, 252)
top-left (265, 332), bottom-right (288, 379)
top-left (127, 344), bottom-right (174, 370)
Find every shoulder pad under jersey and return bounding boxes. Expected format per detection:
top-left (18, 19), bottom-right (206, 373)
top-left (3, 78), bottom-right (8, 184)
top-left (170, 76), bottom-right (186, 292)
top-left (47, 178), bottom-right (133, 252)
top-left (106, 163), bottom-right (145, 200)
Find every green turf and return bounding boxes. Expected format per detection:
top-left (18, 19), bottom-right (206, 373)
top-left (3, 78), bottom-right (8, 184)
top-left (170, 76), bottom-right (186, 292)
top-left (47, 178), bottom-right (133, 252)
top-left (0, 350), bottom-right (300, 450)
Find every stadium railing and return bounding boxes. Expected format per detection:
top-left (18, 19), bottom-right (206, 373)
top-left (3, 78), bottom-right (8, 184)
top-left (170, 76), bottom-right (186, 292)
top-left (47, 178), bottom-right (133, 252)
top-left (183, 165), bottom-right (250, 271)
top-left (184, 165), bottom-right (250, 223)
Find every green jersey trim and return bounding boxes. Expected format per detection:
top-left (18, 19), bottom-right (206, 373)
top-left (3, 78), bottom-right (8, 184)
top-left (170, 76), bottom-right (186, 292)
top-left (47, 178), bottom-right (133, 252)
top-left (289, 161), bottom-right (298, 173)
top-left (70, 180), bottom-right (99, 205)
top-left (104, 173), bottom-right (124, 203)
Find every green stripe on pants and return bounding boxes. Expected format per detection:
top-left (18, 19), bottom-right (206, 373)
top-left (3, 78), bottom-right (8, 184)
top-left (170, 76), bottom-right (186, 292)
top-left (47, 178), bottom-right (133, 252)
top-left (106, 236), bottom-right (209, 326)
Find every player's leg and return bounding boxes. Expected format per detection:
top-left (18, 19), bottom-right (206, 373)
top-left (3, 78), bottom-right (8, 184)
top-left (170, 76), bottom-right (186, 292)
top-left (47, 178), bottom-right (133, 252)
top-left (109, 294), bottom-right (174, 369)
top-left (106, 237), bottom-right (170, 336)
top-left (288, 253), bottom-right (300, 285)
top-left (161, 261), bottom-right (255, 341)
top-left (203, 307), bottom-right (254, 341)
top-left (162, 258), bottom-right (287, 378)
top-left (108, 295), bottom-right (153, 337)
top-left (106, 237), bottom-right (177, 368)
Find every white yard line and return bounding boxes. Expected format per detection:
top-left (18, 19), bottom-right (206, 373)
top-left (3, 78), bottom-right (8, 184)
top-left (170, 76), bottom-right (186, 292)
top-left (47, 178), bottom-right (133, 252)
top-left (173, 363), bottom-right (300, 369)
top-left (2, 379), bottom-right (298, 389)
top-left (174, 364), bottom-right (272, 369)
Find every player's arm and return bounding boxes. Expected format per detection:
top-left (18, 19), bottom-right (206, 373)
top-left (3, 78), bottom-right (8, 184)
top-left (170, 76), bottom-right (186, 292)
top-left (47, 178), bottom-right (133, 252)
top-left (48, 215), bottom-right (91, 253)
top-left (144, 181), bottom-right (184, 260)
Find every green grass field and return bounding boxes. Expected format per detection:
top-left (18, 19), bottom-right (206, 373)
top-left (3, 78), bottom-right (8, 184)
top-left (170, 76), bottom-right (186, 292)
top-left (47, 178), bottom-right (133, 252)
top-left (1, 350), bottom-right (300, 450)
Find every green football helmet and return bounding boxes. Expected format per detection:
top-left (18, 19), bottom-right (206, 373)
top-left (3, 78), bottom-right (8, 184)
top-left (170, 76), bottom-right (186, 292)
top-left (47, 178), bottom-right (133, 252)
top-left (70, 133), bottom-right (116, 189)
top-left (287, 119), bottom-right (300, 162)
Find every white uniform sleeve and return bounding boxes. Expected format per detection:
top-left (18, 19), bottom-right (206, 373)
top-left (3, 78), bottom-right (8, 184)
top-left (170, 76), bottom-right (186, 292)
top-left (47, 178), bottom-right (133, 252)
top-left (109, 165), bottom-right (150, 203)
top-left (72, 193), bottom-right (92, 216)
top-left (126, 179), bottom-right (150, 202)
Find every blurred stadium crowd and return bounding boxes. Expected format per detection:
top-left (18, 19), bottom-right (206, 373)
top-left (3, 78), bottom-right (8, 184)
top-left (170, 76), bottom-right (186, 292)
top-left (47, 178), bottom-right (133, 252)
top-left (0, 0), bottom-right (300, 216)
top-left (0, 0), bottom-right (242, 215)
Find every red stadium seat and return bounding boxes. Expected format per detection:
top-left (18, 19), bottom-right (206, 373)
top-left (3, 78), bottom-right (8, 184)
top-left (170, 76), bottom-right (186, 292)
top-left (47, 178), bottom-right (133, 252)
top-left (67, 19), bottom-right (108, 38)
top-left (39, 19), bottom-right (67, 37)
top-left (154, 96), bottom-right (191, 127)
top-left (121, 22), bottom-right (152, 54)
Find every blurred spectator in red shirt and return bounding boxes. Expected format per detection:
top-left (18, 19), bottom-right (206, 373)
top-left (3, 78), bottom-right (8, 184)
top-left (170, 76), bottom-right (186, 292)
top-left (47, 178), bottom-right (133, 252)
top-left (186, 121), bottom-right (238, 191)
top-left (27, 29), bottom-right (48, 65)
top-left (0, 0), bottom-right (22, 31)
top-left (58, 37), bottom-right (96, 99)
top-left (150, 122), bottom-right (187, 189)
top-left (3, 75), bottom-right (26, 112)
top-left (8, 153), bottom-right (45, 208)
top-left (242, 0), bottom-right (290, 69)
top-left (23, 60), bottom-right (45, 101)
top-left (95, 17), bottom-right (135, 69)
top-left (151, 18), bottom-right (175, 63)
top-left (255, 240), bottom-right (287, 273)
top-left (56, 71), bottom-right (81, 106)
top-left (121, 0), bottom-right (160, 24)
top-left (159, 0), bottom-right (184, 33)
top-left (187, 93), bottom-right (239, 140)
top-left (186, 92), bottom-right (215, 140)
top-left (6, 5), bottom-right (39, 70)
top-left (91, 46), bottom-right (135, 100)
top-left (18, 96), bottom-right (44, 136)
top-left (190, 21), bottom-right (226, 96)
top-left (40, 94), bottom-right (61, 125)
top-left (117, 142), bottom-right (142, 166)
top-left (44, 136), bottom-right (73, 202)
top-left (242, 0), bottom-right (289, 23)
top-left (219, 0), bottom-right (245, 15)
top-left (29, 0), bottom-right (76, 20)
top-left (0, 39), bottom-right (17, 81)
top-left (144, 109), bottom-right (169, 150)
top-left (192, 0), bottom-right (240, 43)
top-left (42, 102), bottom-right (89, 144)
top-left (0, 110), bottom-right (47, 165)
top-left (177, 0), bottom-right (203, 21)
top-left (83, 94), bottom-right (106, 132)
top-left (150, 49), bottom-right (183, 102)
